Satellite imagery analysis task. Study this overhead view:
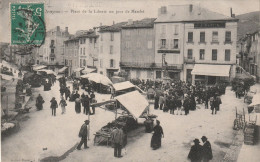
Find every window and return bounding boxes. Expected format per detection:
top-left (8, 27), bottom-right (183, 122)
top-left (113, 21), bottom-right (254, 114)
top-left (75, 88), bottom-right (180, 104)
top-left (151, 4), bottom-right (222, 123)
top-left (110, 59), bottom-right (114, 67)
top-left (225, 49), bottom-right (230, 61)
top-left (174, 25), bottom-right (179, 35)
top-left (225, 31), bottom-right (231, 43)
top-left (161, 39), bottom-right (166, 48)
top-left (80, 59), bottom-right (82, 67)
top-left (100, 46), bottom-right (103, 53)
top-left (83, 48), bottom-right (85, 55)
top-left (200, 32), bottom-right (205, 43)
top-left (110, 45), bottom-right (113, 54)
top-left (51, 58), bottom-right (54, 62)
top-left (147, 41), bottom-right (152, 49)
top-left (83, 59), bottom-right (86, 66)
top-left (156, 71), bottom-right (161, 79)
top-left (212, 49), bottom-right (217, 60)
top-left (188, 32), bottom-right (193, 42)
top-left (161, 25), bottom-right (166, 36)
top-left (110, 32), bottom-right (114, 41)
top-left (75, 60), bottom-right (77, 66)
top-left (173, 39), bottom-right (179, 49)
top-left (51, 40), bottom-right (54, 45)
top-left (80, 48), bottom-right (82, 55)
top-left (200, 49), bottom-right (205, 60)
top-left (74, 49), bottom-right (77, 57)
top-left (212, 32), bottom-right (218, 42)
top-left (188, 49), bottom-right (193, 59)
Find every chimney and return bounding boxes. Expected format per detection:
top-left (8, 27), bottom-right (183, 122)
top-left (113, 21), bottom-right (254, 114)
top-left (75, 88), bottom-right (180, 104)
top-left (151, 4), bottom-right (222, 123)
top-left (161, 6), bottom-right (167, 14)
top-left (56, 26), bottom-right (60, 32)
top-left (189, 4), bottom-right (193, 12)
top-left (127, 19), bottom-right (133, 25)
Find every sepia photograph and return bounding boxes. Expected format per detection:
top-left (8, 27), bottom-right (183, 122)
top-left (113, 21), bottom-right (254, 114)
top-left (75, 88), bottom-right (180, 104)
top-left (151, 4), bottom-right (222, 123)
top-left (0, 0), bottom-right (260, 161)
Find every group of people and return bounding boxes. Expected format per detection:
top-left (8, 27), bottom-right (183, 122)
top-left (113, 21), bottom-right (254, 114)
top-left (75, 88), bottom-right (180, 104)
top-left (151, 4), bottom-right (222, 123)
top-left (74, 91), bottom-right (96, 115)
top-left (188, 136), bottom-right (213, 162)
top-left (142, 80), bottom-right (225, 115)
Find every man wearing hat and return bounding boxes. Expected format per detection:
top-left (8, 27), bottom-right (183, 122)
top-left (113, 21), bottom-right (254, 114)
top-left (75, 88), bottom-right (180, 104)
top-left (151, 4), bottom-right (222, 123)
top-left (201, 136), bottom-right (213, 162)
top-left (50, 97), bottom-right (58, 116)
top-left (77, 120), bottom-right (90, 150)
top-left (188, 138), bottom-right (203, 162)
top-left (111, 124), bottom-right (124, 158)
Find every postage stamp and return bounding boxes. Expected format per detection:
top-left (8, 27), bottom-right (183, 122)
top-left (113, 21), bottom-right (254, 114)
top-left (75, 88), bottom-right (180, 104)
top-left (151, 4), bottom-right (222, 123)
top-left (11, 3), bottom-right (45, 45)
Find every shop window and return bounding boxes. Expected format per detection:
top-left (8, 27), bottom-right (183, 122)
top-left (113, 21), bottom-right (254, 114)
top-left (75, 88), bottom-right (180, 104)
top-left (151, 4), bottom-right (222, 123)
top-left (110, 45), bottom-right (113, 54)
top-left (156, 71), bottom-right (161, 79)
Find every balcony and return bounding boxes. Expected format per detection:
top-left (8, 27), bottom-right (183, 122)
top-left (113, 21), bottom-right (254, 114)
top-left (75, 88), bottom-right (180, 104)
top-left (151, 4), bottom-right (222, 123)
top-left (184, 57), bottom-right (195, 63)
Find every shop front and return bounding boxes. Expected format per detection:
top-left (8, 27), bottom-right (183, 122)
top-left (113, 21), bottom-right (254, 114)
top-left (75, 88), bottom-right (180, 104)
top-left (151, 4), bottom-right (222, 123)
top-left (191, 64), bottom-right (231, 85)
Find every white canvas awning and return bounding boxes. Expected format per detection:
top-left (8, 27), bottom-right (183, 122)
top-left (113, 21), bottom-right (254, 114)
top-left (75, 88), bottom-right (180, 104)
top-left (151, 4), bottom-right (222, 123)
top-left (58, 67), bottom-right (68, 73)
top-left (191, 64), bottom-right (231, 77)
top-left (113, 81), bottom-right (135, 91)
top-left (33, 65), bottom-right (47, 71)
top-left (82, 68), bottom-right (96, 74)
top-left (38, 69), bottom-right (57, 76)
top-left (115, 91), bottom-right (149, 119)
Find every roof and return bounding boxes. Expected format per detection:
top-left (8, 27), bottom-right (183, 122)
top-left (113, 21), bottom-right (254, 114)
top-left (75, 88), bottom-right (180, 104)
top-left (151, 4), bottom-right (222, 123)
top-left (155, 5), bottom-right (238, 23)
top-left (115, 91), bottom-right (149, 118)
top-left (191, 64), bottom-right (231, 77)
top-left (99, 22), bottom-right (128, 32)
top-left (122, 18), bottom-right (156, 29)
top-left (113, 81), bottom-right (135, 91)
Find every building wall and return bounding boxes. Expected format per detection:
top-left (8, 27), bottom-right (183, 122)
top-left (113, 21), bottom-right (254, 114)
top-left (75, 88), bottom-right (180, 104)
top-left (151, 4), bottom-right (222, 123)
top-left (98, 32), bottom-right (121, 77)
top-left (36, 27), bottom-right (69, 66)
top-left (79, 36), bottom-right (99, 68)
top-left (183, 21), bottom-right (237, 81)
top-left (121, 28), bottom-right (155, 64)
top-left (64, 40), bottom-right (79, 76)
top-left (154, 23), bottom-right (184, 66)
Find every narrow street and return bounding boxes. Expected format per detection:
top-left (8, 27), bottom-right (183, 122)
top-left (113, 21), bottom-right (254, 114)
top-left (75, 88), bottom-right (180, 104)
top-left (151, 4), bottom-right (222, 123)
top-left (2, 82), bottom-right (256, 162)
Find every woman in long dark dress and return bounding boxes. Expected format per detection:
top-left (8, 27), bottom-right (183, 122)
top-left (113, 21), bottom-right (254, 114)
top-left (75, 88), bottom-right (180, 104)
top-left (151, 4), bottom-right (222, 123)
top-left (151, 120), bottom-right (164, 150)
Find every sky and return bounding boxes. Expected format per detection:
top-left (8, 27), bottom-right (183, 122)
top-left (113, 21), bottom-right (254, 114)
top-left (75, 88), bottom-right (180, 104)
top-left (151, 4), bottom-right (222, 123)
top-left (0, 0), bottom-right (259, 43)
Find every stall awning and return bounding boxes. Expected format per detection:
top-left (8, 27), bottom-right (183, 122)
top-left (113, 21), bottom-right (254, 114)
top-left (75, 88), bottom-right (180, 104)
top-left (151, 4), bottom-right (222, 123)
top-left (33, 65), bottom-right (47, 71)
top-left (38, 69), bottom-right (57, 76)
top-left (0, 74), bottom-right (13, 80)
top-left (115, 91), bottom-right (149, 118)
top-left (58, 67), bottom-right (68, 73)
top-left (113, 81), bottom-right (135, 91)
top-left (73, 68), bottom-right (83, 72)
top-left (191, 64), bottom-right (231, 77)
top-left (82, 67), bottom-right (96, 74)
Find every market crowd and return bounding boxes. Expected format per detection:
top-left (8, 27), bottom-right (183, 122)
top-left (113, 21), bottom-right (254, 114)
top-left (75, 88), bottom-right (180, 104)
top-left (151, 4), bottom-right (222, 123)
top-left (131, 79), bottom-right (225, 115)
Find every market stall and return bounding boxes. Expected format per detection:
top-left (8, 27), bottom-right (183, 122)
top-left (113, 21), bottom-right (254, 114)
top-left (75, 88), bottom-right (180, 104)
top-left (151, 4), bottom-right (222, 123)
top-left (93, 91), bottom-right (153, 146)
top-left (113, 81), bottom-right (146, 97)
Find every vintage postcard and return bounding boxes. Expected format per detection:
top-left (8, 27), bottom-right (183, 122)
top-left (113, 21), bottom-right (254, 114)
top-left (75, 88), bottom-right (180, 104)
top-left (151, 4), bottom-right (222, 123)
top-left (1, 0), bottom-right (260, 161)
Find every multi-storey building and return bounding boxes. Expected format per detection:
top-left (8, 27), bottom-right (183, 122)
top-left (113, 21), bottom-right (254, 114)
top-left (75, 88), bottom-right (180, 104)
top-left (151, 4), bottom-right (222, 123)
top-left (155, 5), bottom-right (238, 84)
top-left (238, 30), bottom-right (260, 81)
top-left (120, 18), bottom-right (156, 80)
top-left (98, 22), bottom-right (127, 78)
top-left (64, 36), bottom-right (79, 76)
top-left (34, 26), bottom-right (70, 68)
top-left (78, 29), bottom-right (99, 69)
